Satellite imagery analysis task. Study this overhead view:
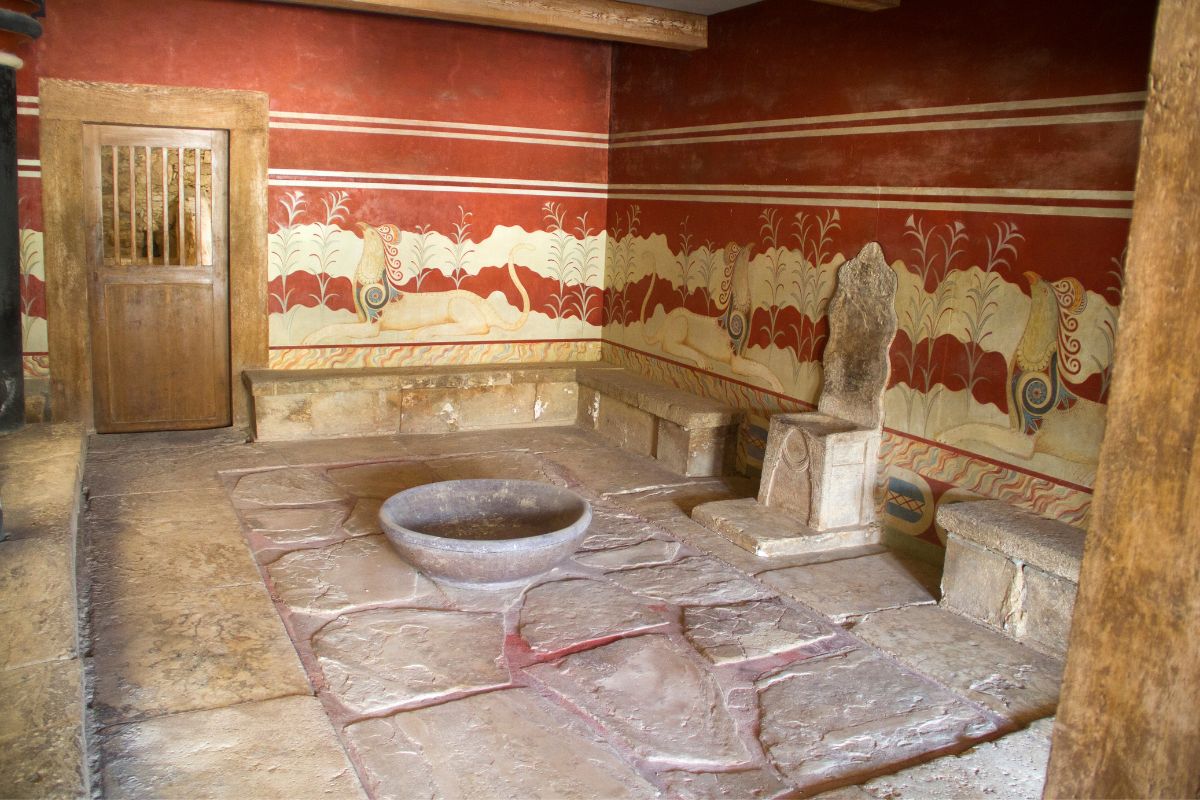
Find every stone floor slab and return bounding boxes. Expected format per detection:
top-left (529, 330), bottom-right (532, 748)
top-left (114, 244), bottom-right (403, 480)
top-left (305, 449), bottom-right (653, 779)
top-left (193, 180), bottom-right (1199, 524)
top-left (693, 497), bottom-right (880, 557)
top-left (92, 583), bottom-right (310, 725)
top-left (268, 534), bottom-right (446, 615)
top-left (548, 445), bottom-right (691, 495)
top-left (89, 516), bottom-right (259, 602)
top-left (325, 460), bottom-right (432, 499)
top-left (574, 538), bottom-right (681, 570)
top-left (518, 577), bottom-right (666, 653)
top-left (758, 551), bottom-right (939, 621)
top-left (0, 722), bottom-right (85, 798)
top-left (230, 467), bottom-right (349, 509)
top-left (86, 442), bottom-right (280, 497)
top-left (86, 488), bottom-right (242, 533)
top-left (527, 634), bottom-right (751, 768)
top-left (341, 497), bottom-right (384, 537)
top-left (608, 555), bottom-right (775, 607)
top-left (100, 695), bottom-right (364, 799)
top-left (821, 717), bottom-right (1054, 800)
top-left (607, 477), bottom-right (757, 522)
top-left (240, 506), bottom-right (349, 550)
top-left (0, 452), bottom-right (81, 539)
top-left (344, 688), bottom-right (658, 800)
top-left (683, 599), bottom-right (840, 665)
top-left (430, 451), bottom-right (560, 483)
top-left (0, 658), bottom-right (82, 738)
top-left (757, 647), bottom-right (1000, 791)
top-left (577, 506), bottom-right (660, 551)
top-left (658, 766), bottom-right (793, 800)
top-left (852, 605), bottom-right (1063, 725)
top-left (0, 536), bottom-right (76, 669)
top-left (312, 607), bottom-right (509, 715)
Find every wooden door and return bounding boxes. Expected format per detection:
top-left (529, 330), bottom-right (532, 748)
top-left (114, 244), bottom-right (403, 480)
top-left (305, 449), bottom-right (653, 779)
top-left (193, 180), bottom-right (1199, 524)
top-left (82, 125), bottom-right (230, 433)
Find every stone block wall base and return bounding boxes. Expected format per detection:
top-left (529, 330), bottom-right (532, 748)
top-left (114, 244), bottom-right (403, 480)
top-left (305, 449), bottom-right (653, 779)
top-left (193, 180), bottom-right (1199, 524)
top-left (692, 497), bottom-right (881, 558)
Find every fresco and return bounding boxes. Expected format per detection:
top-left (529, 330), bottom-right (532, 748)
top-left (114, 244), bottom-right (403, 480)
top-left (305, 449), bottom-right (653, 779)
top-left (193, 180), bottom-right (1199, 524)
top-left (267, 191), bottom-right (605, 367)
top-left (19, 195), bottom-right (47, 378)
top-left (602, 204), bottom-right (1122, 544)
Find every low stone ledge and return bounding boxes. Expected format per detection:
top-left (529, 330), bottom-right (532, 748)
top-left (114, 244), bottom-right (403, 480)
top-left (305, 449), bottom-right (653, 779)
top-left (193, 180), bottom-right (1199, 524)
top-left (244, 362), bottom-right (581, 397)
top-left (576, 367), bottom-right (738, 477)
top-left (935, 500), bottom-right (1085, 582)
top-left (244, 363), bottom-right (588, 441)
top-left (937, 499), bottom-right (1085, 658)
top-left (576, 367), bottom-right (736, 430)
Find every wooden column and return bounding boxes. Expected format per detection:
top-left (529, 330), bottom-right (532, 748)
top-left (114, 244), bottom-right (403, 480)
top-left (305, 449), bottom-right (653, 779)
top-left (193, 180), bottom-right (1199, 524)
top-left (1044, 2), bottom-right (1200, 797)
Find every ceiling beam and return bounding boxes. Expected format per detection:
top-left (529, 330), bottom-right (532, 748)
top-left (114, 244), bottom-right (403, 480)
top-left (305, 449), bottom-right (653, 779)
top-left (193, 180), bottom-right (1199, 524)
top-left (260, 0), bottom-right (708, 50)
top-left (808, 0), bottom-right (900, 11)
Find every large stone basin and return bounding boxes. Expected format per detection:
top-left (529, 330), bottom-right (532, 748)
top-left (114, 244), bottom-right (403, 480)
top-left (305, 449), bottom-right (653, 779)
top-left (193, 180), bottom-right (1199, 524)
top-left (379, 479), bottom-right (593, 587)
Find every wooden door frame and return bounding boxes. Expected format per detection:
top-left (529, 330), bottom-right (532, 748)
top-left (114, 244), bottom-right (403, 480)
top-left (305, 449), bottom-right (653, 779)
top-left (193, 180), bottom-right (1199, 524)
top-left (40, 78), bottom-right (268, 428)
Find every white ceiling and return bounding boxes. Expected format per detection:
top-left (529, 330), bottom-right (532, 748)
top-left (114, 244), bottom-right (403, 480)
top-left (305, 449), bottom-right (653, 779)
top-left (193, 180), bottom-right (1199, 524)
top-left (637, 0), bottom-right (763, 15)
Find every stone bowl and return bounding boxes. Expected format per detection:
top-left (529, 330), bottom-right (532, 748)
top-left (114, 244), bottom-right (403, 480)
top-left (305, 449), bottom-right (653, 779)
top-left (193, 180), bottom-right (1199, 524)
top-left (379, 479), bottom-right (593, 588)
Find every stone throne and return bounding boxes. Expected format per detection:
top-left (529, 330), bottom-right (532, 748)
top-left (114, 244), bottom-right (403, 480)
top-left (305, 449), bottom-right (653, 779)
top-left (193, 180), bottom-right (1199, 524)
top-left (692, 241), bottom-right (899, 556)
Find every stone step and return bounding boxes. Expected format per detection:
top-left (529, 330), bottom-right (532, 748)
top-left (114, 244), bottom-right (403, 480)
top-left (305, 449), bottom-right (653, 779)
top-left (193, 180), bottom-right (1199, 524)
top-left (692, 497), bottom-right (880, 557)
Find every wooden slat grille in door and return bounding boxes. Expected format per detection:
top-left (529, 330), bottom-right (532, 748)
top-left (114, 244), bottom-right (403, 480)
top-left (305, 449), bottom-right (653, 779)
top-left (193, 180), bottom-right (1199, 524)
top-left (99, 145), bottom-right (213, 267)
top-left (84, 125), bottom-right (230, 433)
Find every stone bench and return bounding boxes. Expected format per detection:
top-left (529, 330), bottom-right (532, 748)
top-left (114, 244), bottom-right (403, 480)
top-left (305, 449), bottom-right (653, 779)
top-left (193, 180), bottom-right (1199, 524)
top-left (576, 366), bottom-right (738, 477)
top-left (937, 500), bottom-right (1086, 658)
top-left (244, 363), bottom-right (581, 441)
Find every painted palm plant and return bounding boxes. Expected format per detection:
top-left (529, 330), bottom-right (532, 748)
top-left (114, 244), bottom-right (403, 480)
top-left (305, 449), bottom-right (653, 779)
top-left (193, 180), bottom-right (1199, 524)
top-left (954, 221), bottom-right (1024, 403)
top-left (542, 202), bottom-right (575, 326)
top-left (566, 211), bottom-right (601, 325)
top-left (755, 208), bottom-right (789, 349)
top-left (18, 225), bottom-right (41, 346)
top-left (894, 215), bottom-right (967, 434)
top-left (787, 210), bottom-right (841, 375)
top-left (692, 239), bottom-right (721, 315)
top-left (307, 190), bottom-right (350, 320)
top-left (445, 206), bottom-right (475, 290)
top-left (269, 190), bottom-right (308, 340)
top-left (408, 223), bottom-right (437, 291)
top-left (605, 205), bottom-right (641, 328)
top-left (675, 217), bottom-right (697, 308)
top-left (1094, 248), bottom-right (1127, 400)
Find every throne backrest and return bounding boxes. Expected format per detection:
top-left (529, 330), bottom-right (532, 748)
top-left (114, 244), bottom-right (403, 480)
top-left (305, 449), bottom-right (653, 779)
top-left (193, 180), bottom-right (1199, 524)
top-left (816, 241), bottom-right (899, 429)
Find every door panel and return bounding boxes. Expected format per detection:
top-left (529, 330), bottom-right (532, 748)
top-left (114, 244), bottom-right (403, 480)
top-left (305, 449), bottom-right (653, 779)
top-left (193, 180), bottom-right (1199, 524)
top-left (83, 124), bottom-right (230, 433)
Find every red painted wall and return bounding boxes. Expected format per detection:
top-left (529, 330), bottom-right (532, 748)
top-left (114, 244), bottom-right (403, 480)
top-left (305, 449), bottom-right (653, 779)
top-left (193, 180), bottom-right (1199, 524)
top-left (603, 0), bottom-right (1158, 544)
top-left (15, 0), bottom-right (612, 370)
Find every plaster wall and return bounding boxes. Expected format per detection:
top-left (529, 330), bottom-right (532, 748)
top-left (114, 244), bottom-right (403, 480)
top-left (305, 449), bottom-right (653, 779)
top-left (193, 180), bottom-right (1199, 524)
top-left (14, 0), bottom-right (612, 377)
top-left (603, 0), bottom-right (1157, 545)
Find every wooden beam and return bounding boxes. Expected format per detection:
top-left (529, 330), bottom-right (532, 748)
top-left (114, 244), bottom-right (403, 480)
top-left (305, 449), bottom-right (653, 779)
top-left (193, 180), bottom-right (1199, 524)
top-left (260, 0), bottom-right (707, 50)
top-left (1043, 1), bottom-right (1200, 797)
top-left (808, 0), bottom-right (900, 11)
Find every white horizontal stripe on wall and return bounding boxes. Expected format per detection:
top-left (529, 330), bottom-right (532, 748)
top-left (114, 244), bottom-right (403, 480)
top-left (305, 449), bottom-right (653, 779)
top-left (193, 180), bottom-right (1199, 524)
top-left (606, 183), bottom-right (1134, 202)
top-left (611, 110), bottom-right (1144, 149)
top-left (270, 177), bottom-right (609, 200)
top-left (270, 171), bottom-right (1131, 217)
top-left (606, 191), bottom-right (1132, 218)
top-left (271, 120), bottom-right (607, 149)
top-left (268, 168), bottom-right (608, 191)
top-left (270, 110), bottom-right (607, 140)
top-left (612, 91), bottom-right (1148, 140)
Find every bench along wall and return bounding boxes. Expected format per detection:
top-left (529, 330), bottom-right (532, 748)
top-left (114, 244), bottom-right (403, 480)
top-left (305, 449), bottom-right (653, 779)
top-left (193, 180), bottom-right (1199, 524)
top-left (603, 0), bottom-right (1157, 548)
top-left (14, 0), bottom-right (611, 383)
